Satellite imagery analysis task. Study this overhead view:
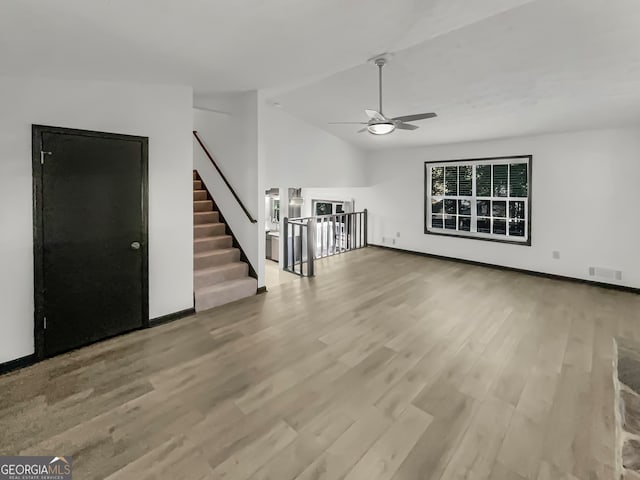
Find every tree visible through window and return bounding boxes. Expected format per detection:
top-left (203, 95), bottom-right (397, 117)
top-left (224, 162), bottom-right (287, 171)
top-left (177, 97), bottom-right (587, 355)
top-left (315, 202), bottom-right (333, 216)
top-left (425, 156), bottom-right (531, 245)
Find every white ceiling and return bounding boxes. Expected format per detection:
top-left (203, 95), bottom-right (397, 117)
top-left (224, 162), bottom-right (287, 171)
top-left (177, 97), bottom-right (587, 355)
top-left (276, 0), bottom-right (640, 149)
top-left (2, 0), bottom-right (640, 149)
top-left (0, 0), bottom-right (531, 93)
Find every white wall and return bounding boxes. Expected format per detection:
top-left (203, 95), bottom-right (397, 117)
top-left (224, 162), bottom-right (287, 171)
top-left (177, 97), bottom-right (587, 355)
top-left (300, 187), bottom-right (368, 218)
top-left (261, 104), bottom-right (368, 267)
top-left (262, 105), bottom-right (367, 188)
top-left (365, 127), bottom-right (640, 288)
top-left (193, 95), bottom-right (368, 284)
top-left (0, 75), bottom-right (194, 364)
top-left (193, 92), bottom-right (263, 286)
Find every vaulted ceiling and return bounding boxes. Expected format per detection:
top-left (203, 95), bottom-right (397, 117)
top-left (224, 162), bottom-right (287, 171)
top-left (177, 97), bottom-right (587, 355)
top-left (2, 0), bottom-right (640, 148)
top-left (0, 0), bottom-right (532, 92)
top-left (275, 0), bottom-right (640, 148)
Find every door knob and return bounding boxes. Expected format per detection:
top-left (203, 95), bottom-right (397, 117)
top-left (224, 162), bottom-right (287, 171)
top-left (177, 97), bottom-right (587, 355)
top-left (130, 241), bottom-right (141, 250)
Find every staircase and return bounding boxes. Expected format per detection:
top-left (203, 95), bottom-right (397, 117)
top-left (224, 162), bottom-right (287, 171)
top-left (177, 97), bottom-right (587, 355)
top-left (193, 170), bottom-right (257, 311)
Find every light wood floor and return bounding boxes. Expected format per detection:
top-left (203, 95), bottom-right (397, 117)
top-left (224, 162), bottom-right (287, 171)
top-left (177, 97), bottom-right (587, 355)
top-left (1, 247), bottom-right (638, 480)
top-left (264, 258), bottom-right (298, 288)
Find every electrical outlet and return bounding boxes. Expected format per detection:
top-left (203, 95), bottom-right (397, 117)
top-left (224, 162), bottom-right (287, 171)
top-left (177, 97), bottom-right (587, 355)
top-left (396, 232), bottom-right (401, 238)
top-left (552, 251), bottom-right (560, 259)
top-left (392, 238), bottom-right (396, 245)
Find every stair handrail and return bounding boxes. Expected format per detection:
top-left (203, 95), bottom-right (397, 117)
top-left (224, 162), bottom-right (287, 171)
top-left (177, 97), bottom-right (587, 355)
top-left (193, 130), bottom-right (258, 224)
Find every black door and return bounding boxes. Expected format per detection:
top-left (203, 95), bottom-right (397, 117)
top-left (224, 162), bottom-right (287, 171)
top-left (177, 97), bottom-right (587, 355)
top-left (33, 125), bottom-right (148, 358)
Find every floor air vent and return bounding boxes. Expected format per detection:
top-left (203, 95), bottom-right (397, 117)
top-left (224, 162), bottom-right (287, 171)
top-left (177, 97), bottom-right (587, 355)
top-left (588, 266), bottom-right (623, 281)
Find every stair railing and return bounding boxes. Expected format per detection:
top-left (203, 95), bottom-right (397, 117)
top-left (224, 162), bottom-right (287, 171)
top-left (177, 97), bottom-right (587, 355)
top-left (193, 131), bottom-right (257, 224)
top-left (283, 210), bottom-right (368, 277)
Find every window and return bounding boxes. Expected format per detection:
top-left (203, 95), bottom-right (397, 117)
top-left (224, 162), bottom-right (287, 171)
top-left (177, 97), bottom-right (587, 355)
top-left (425, 156), bottom-right (531, 245)
top-left (315, 201), bottom-right (333, 216)
top-left (314, 200), bottom-right (350, 216)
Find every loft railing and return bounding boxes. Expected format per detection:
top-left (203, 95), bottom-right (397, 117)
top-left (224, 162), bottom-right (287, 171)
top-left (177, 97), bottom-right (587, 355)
top-left (283, 210), bottom-right (368, 277)
top-left (283, 218), bottom-right (315, 277)
top-left (193, 131), bottom-right (257, 224)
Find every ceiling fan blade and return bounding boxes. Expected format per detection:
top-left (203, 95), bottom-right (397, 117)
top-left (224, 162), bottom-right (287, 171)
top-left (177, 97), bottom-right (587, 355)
top-left (391, 112), bottom-right (437, 123)
top-left (329, 121), bottom-right (368, 125)
top-left (395, 123), bottom-right (419, 130)
top-left (365, 109), bottom-right (386, 122)
top-left (357, 127), bottom-right (368, 133)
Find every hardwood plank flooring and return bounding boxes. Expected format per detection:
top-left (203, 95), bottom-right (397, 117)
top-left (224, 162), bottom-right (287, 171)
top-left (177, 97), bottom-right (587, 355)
top-left (1, 246), bottom-right (638, 480)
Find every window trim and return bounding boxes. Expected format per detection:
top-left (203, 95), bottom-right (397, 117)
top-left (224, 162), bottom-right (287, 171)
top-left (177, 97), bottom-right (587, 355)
top-left (424, 155), bottom-right (532, 246)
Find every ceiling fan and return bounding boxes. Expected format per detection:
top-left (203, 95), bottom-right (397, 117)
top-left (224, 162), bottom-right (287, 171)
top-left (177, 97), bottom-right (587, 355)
top-left (329, 57), bottom-right (437, 135)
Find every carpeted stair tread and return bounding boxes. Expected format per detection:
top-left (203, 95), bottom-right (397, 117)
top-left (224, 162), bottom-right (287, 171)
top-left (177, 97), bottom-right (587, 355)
top-left (194, 222), bottom-right (225, 228)
top-left (194, 262), bottom-right (249, 288)
top-left (194, 223), bottom-right (227, 238)
top-left (195, 277), bottom-right (257, 296)
top-left (194, 277), bottom-right (257, 310)
top-left (194, 211), bottom-right (220, 224)
top-left (193, 200), bottom-right (214, 212)
top-left (194, 234), bottom-right (231, 243)
top-left (193, 190), bottom-right (208, 201)
top-left (194, 248), bottom-right (240, 270)
top-left (193, 235), bottom-right (233, 253)
top-left (194, 247), bottom-right (239, 259)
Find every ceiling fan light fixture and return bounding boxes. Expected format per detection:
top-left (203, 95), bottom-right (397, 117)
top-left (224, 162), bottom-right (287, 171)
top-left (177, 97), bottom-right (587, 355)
top-left (328, 55), bottom-right (436, 135)
top-left (367, 122), bottom-right (395, 135)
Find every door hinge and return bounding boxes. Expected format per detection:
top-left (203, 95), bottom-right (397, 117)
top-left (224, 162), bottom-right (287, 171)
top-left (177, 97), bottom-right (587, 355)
top-left (40, 151), bottom-right (52, 165)
top-left (43, 316), bottom-right (47, 330)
